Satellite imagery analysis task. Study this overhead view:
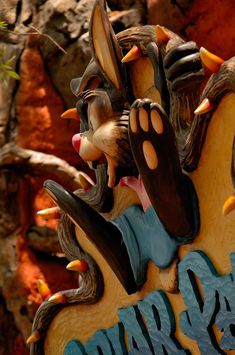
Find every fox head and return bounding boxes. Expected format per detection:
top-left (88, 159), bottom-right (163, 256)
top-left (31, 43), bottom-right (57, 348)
top-left (62, 0), bottom-right (139, 188)
top-left (62, 0), bottom-right (203, 188)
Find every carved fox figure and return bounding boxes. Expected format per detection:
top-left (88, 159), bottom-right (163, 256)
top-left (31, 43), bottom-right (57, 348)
top-left (44, 0), bottom-right (204, 293)
top-left (28, 2), bottom-right (235, 353)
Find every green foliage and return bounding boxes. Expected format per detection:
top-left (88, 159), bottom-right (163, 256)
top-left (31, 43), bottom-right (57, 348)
top-left (0, 20), bottom-right (20, 82)
top-left (0, 19), bottom-right (7, 28)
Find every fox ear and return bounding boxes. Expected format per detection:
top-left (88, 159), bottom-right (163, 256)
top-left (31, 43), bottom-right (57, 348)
top-left (90, 0), bottom-right (125, 94)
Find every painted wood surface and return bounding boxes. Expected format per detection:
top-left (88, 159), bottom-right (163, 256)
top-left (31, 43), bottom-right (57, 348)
top-left (44, 94), bottom-right (235, 354)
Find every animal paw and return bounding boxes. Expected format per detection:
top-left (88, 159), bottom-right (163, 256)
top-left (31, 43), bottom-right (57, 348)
top-left (163, 41), bottom-right (204, 92)
top-left (129, 98), bottom-right (199, 240)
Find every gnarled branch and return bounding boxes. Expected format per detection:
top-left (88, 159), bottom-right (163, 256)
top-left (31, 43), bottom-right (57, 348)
top-left (0, 143), bottom-right (91, 190)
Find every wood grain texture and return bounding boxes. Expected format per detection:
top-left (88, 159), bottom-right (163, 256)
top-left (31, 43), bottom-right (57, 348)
top-left (30, 215), bottom-right (104, 355)
top-left (43, 93), bottom-right (235, 355)
top-left (183, 57), bottom-right (235, 171)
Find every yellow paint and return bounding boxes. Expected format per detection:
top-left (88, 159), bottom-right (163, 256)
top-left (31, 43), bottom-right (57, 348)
top-left (92, 5), bottom-right (121, 90)
top-left (128, 57), bottom-right (161, 104)
top-left (45, 94), bottom-right (235, 354)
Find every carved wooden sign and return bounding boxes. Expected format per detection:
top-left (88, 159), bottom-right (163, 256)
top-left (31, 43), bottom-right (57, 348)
top-left (64, 251), bottom-right (235, 354)
top-left (28, 0), bottom-right (235, 354)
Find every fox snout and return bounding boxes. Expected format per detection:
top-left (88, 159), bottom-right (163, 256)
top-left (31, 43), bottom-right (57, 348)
top-left (72, 131), bottom-right (103, 163)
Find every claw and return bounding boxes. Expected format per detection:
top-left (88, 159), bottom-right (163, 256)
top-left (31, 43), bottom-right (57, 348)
top-left (37, 206), bottom-right (60, 220)
top-left (223, 194), bottom-right (235, 216)
top-left (48, 293), bottom-right (67, 304)
top-left (194, 98), bottom-right (214, 115)
top-left (37, 279), bottom-right (51, 300)
top-left (26, 330), bottom-right (40, 344)
top-left (43, 180), bottom-right (138, 294)
top-left (61, 108), bottom-right (80, 120)
top-left (66, 259), bottom-right (88, 273)
top-left (199, 47), bottom-right (224, 73)
top-left (121, 45), bottom-right (142, 63)
top-left (156, 25), bottom-right (171, 45)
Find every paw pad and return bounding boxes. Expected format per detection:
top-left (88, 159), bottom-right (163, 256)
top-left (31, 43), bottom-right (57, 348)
top-left (130, 108), bottom-right (137, 133)
top-left (139, 107), bottom-right (149, 132)
top-left (143, 140), bottom-right (158, 169)
top-left (151, 110), bottom-right (163, 134)
top-left (129, 100), bottom-right (165, 171)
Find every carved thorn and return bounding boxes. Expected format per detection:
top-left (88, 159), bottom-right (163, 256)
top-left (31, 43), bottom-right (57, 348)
top-left (199, 47), bottom-right (224, 73)
top-left (121, 45), bottom-right (142, 63)
top-left (37, 279), bottom-right (52, 300)
top-left (48, 293), bottom-right (67, 304)
top-left (156, 25), bottom-right (171, 45)
top-left (66, 259), bottom-right (88, 273)
top-left (37, 206), bottom-right (60, 220)
top-left (26, 330), bottom-right (40, 344)
top-left (223, 194), bottom-right (235, 216)
top-left (61, 108), bottom-right (80, 120)
top-left (194, 98), bottom-right (214, 115)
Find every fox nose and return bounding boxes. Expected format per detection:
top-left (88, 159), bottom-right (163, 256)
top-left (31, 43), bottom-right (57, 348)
top-left (72, 133), bottom-right (81, 153)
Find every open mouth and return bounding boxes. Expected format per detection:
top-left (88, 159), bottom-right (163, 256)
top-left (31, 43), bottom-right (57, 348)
top-left (84, 155), bottom-right (108, 188)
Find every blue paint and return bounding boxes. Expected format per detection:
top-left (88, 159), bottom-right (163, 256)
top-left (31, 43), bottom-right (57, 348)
top-left (179, 251), bottom-right (235, 354)
top-left (85, 330), bottom-right (113, 354)
top-left (118, 305), bottom-right (153, 353)
top-left (112, 205), bottom-right (179, 286)
top-left (138, 291), bottom-right (188, 354)
top-left (64, 340), bottom-right (86, 355)
top-left (216, 253), bottom-right (235, 350)
top-left (104, 324), bottom-right (128, 355)
top-left (64, 251), bottom-right (235, 355)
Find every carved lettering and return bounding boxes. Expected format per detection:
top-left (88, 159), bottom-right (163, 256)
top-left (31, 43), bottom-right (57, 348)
top-left (179, 251), bottom-right (235, 353)
top-left (64, 251), bottom-right (235, 354)
top-left (138, 291), bottom-right (187, 354)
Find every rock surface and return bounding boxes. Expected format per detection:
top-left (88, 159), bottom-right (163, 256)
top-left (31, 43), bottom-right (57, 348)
top-left (147, 0), bottom-right (235, 59)
top-left (16, 46), bottom-right (80, 164)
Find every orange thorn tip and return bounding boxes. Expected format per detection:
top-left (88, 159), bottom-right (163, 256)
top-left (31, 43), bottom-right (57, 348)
top-left (223, 195), bottom-right (235, 216)
top-left (121, 45), bottom-right (142, 63)
top-left (194, 98), bottom-right (214, 115)
top-left (66, 259), bottom-right (88, 273)
top-left (156, 25), bottom-right (171, 45)
top-left (199, 47), bottom-right (224, 73)
top-left (61, 108), bottom-right (79, 120)
top-left (37, 206), bottom-right (60, 220)
top-left (37, 279), bottom-right (51, 300)
top-left (48, 293), bottom-right (67, 304)
top-left (26, 330), bottom-right (40, 344)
